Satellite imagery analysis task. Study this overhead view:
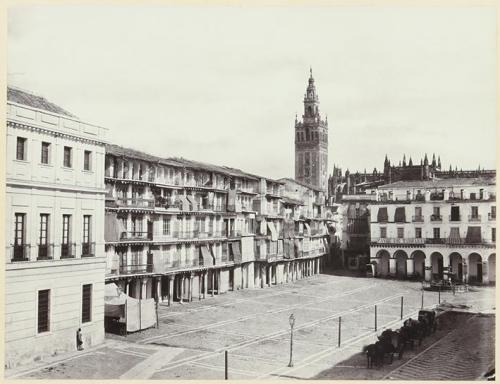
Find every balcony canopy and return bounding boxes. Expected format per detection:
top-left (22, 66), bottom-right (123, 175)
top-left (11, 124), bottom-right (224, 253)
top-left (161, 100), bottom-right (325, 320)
top-left (268, 222), bottom-right (279, 241)
top-left (377, 207), bottom-right (388, 222)
top-left (394, 207), bottom-right (406, 223)
top-left (465, 227), bottom-right (482, 244)
top-left (230, 242), bottom-right (242, 264)
top-left (201, 245), bottom-right (214, 266)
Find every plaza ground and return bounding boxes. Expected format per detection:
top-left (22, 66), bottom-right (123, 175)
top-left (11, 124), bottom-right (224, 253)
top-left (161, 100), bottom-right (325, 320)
top-left (6, 273), bottom-right (495, 380)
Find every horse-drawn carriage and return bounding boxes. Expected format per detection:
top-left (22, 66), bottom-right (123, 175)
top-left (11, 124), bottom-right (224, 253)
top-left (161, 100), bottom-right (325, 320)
top-left (364, 309), bottom-right (438, 369)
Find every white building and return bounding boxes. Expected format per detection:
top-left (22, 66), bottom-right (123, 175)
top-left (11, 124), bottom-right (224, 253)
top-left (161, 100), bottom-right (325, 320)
top-left (5, 87), bottom-right (108, 367)
top-left (369, 178), bottom-right (496, 284)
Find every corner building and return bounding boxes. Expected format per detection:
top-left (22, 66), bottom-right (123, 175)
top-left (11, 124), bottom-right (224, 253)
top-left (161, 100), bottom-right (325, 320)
top-left (369, 178), bottom-right (496, 284)
top-left (5, 87), bottom-right (108, 367)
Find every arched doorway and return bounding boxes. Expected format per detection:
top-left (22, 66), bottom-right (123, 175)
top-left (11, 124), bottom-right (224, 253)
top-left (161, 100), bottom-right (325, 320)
top-left (411, 251), bottom-right (426, 280)
top-left (468, 253), bottom-right (483, 284)
top-left (431, 252), bottom-right (444, 280)
top-left (376, 250), bottom-right (390, 277)
top-left (394, 250), bottom-right (408, 279)
top-left (449, 252), bottom-right (463, 283)
top-left (488, 254), bottom-right (495, 283)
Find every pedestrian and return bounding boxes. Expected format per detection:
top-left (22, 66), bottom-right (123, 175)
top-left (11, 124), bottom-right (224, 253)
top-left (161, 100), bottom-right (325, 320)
top-left (76, 328), bottom-right (84, 351)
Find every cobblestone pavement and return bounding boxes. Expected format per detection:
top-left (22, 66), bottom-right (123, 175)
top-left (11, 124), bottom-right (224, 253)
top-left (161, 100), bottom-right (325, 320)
top-left (6, 274), bottom-right (495, 380)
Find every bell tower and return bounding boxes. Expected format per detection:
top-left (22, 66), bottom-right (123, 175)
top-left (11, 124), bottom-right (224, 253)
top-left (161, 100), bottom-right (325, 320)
top-left (294, 68), bottom-right (328, 191)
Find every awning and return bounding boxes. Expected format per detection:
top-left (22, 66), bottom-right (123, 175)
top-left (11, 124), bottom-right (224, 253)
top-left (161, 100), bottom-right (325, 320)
top-left (465, 227), bottom-right (482, 244)
top-left (394, 207), bottom-right (406, 223)
top-left (105, 212), bottom-right (126, 242)
top-left (104, 283), bottom-right (127, 318)
top-left (267, 222), bottom-right (278, 241)
top-left (304, 223), bottom-right (311, 236)
top-left (322, 238), bottom-right (329, 250)
top-left (231, 242), bottom-right (242, 264)
top-left (260, 220), bottom-right (267, 236)
top-left (227, 190), bottom-right (237, 212)
top-left (448, 227), bottom-right (463, 245)
top-left (377, 207), bottom-right (388, 222)
top-left (294, 239), bottom-right (301, 257)
top-left (179, 196), bottom-right (191, 211)
top-left (186, 195), bottom-right (198, 211)
top-left (201, 245), bottom-right (214, 266)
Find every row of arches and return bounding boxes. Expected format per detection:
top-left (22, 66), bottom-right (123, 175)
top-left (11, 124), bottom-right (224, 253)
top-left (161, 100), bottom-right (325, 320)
top-left (373, 249), bottom-right (495, 284)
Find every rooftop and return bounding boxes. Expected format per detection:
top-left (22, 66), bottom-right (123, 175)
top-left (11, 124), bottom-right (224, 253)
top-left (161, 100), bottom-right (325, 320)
top-left (379, 177), bottom-right (496, 189)
top-left (7, 86), bottom-right (78, 119)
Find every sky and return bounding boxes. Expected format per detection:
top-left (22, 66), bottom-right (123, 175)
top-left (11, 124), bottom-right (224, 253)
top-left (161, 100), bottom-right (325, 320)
top-left (7, 5), bottom-right (497, 179)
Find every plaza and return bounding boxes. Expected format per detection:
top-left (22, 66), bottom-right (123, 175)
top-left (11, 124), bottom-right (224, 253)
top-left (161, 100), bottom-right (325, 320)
top-left (7, 273), bottom-right (495, 380)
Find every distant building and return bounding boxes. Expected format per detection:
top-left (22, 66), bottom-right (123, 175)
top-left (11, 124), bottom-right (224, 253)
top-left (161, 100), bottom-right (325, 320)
top-left (295, 69), bottom-right (329, 192)
top-left (369, 178), bottom-right (496, 284)
top-left (5, 87), bottom-right (108, 367)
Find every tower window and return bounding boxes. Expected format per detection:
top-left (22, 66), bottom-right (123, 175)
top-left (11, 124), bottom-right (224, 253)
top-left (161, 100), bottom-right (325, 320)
top-left (307, 106), bottom-right (312, 115)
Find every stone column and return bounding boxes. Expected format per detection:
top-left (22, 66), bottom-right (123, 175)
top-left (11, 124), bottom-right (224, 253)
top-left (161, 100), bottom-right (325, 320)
top-left (203, 271), bottom-right (208, 299)
top-left (424, 256), bottom-right (432, 281)
top-left (168, 276), bottom-right (174, 306)
top-left (407, 258), bottom-right (414, 276)
top-left (198, 273), bottom-right (202, 300)
top-left (267, 266), bottom-right (271, 287)
top-left (180, 275), bottom-right (185, 303)
top-left (389, 258), bottom-right (396, 276)
top-left (156, 278), bottom-right (161, 303)
top-left (482, 261), bottom-right (489, 285)
top-left (189, 274), bottom-right (194, 301)
top-left (211, 271), bottom-right (215, 297)
top-left (142, 279), bottom-right (147, 299)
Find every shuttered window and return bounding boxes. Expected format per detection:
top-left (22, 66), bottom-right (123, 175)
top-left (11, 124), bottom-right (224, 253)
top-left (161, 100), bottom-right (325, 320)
top-left (82, 284), bottom-right (92, 323)
top-left (38, 289), bottom-right (50, 333)
top-left (16, 137), bottom-right (26, 160)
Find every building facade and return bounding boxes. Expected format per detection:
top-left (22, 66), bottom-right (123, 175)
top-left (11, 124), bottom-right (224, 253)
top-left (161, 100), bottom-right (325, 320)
top-left (369, 178), bottom-right (496, 284)
top-left (295, 69), bottom-right (328, 192)
top-left (103, 145), bottom-right (330, 313)
top-left (5, 87), bottom-right (108, 367)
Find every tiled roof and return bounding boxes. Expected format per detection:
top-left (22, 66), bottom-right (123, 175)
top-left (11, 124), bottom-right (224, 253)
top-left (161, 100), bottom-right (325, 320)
top-left (379, 177), bottom-right (496, 189)
top-left (278, 177), bottom-right (324, 192)
top-left (7, 86), bottom-right (78, 119)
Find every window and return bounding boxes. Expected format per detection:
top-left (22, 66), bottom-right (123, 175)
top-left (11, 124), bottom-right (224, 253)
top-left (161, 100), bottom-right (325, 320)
top-left (433, 207), bottom-right (440, 216)
top-left (493, 228), bottom-right (496, 243)
top-left (61, 214), bottom-right (71, 258)
top-left (491, 206), bottom-right (496, 219)
top-left (16, 137), bottom-right (27, 160)
top-left (63, 146), bottom-right (72, 168)
top-left (38, 289), bottom-right (50, 333)
top-left (471, 206), bottom-right (479, 218)
top-left (415, 207), bottom-right (422, 217)
top-left (38, 214), bottom-right (49, 259)
top-left (397, 227), bottom-right (404, 239)
top-left (415, 228), bottom-right (422, 239)
top-left (84, 150), bottom-right (92, 171)
top-left (13, 213), bottom-right (26, 260)
top-left (41, 142), bottom-right (50, 164)
top-left (163, 217), bottom-right (171, 236)
top-left (82, 215), bottom-right (92, 256)
top-left (433, 228), bottom-right (440, 239)
top-left (470, 192), bottom-right (476, 200)
top-left (82, 284), bottom-right (92, 323)
top-left (380, 227), bottom-right (387, 238)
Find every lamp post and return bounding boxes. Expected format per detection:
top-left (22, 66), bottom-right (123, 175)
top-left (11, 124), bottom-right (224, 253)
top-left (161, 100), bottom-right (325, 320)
top-left (288, 313), bottom-right (296, 367)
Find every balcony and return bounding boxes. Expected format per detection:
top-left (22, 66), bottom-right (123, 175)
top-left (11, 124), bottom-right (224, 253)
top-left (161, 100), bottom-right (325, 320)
top-left (61, 242), bottom-right (76, 259)
top-left (415, 194), bottom-right (425, 202)
top-left (412, 215), bottom-right (424, 223)
top-left (119, 264), bottom-right (153, 275)
top-left (116, 197), bottom-right (155, 209)
top-left (426, 238), bottom-right (446, 244)
top-left (37, 244), bottom-right (54, 260)
top-left (120, 231), bottom-right (153, 241)
top-left (81, 242), bottom-right (95, 257)
top-left (468, 215), bottom-right (481, 222)
top-left (488, 213), bottom-right (496, 221)
top-left (430, 215), bottom-right (442, 222)
top-left (430, 193), bottom-right (444, 201)
top-left (449, 215), bottom-right (461, 222)
top-left (11, 244), bottom-right (30, 262)
top-left (373, 238), bottom-right (425, 245)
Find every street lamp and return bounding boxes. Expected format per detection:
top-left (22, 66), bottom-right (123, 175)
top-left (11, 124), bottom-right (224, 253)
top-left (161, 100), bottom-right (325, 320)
top-left (288, 313), bottom-right (296, 367)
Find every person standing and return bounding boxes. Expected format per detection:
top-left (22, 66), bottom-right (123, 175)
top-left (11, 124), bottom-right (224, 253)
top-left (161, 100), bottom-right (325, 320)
top-left (76, 328), bottom-right (84, 351)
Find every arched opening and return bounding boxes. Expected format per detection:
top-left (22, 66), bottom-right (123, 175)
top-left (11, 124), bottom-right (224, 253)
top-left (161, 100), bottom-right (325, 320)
top-left (488, 254), bottom-right (495, 284)
top-left (411, 250), bottom-right (426, 280)
top-left (431, 252), bottom-right (444, 280)
top-left (468, 253), bottom-right (483, 284)
top-left (307, 106), bottom-right (313, 116)
top-left (376, 250), bottom-right (390, 277)
top-left (394, 250), bottom-right (408, 279)
top-left (449, 252), bottom-right (463, 283)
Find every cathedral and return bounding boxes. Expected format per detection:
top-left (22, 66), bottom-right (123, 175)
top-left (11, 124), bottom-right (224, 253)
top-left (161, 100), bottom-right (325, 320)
top-left (294, 69), bottom-right (328, 192)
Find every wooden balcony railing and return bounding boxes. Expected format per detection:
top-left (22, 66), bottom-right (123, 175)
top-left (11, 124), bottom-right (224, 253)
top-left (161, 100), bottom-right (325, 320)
top-left (119, 264), bottom-right (153, 275)
top-left (120, 231), bottom-right (153, 241)
top-left (468, 215), bottom-right (481, 222)
top-left (412, 215), bottom-right (424, 223)
top-left (116, 197), bottom-right (155, 209)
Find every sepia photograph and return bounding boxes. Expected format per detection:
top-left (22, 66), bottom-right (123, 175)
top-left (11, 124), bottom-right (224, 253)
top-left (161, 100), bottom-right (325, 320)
top-left (4, 3), bottom-right (497, 380)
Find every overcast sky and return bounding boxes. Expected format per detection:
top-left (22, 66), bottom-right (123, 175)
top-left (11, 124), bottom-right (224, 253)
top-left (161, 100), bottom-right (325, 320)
top-left (7, 5), bottom-right (497, 179)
